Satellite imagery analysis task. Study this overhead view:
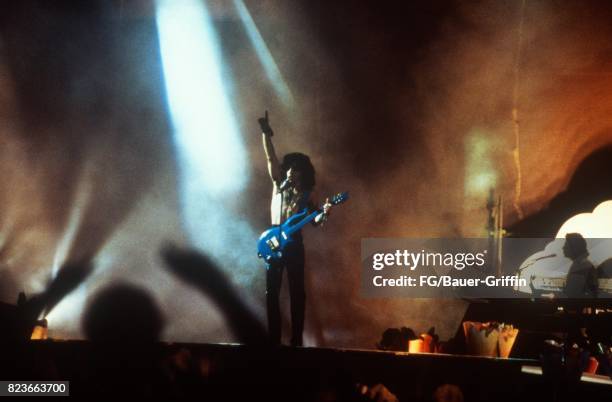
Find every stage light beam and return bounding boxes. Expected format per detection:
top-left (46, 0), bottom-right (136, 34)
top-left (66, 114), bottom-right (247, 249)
top-left (233, 0), bottom-right (294, 109)
top-left (156, 0), bottom-right (248, 196)
top-left (156, 0), bottom-right (261, 290)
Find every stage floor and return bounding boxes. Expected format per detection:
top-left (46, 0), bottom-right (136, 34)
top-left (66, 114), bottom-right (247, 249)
top-left (2, 340), bottom-right (609, 400)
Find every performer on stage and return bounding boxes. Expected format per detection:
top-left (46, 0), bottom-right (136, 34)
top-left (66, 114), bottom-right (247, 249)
top-left (259, 111), bottom-right (331, 346)
top-left (562, 233), bottom-right (598, 298)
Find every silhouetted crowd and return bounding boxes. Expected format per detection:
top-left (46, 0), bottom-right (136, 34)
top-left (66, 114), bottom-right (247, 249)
top-left (0, 246), bottom-right (402, 401)
top-left (1, 244), bottom-right (611, 401)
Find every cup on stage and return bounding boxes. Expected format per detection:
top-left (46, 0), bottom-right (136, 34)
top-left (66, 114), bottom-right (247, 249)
top-left (408, 339), bottom-right (424, 353)
top-left (420, 333), bottom-right (433, 353)
top-left (585, 356), bottom-right (599, 374)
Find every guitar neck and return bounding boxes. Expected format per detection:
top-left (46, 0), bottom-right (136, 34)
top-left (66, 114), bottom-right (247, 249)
top-left (285, 209), bottom-right (322, 237)
top-left (282, 192), bottom-right (347, 236)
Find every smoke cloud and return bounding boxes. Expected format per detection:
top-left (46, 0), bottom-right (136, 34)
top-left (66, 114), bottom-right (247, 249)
top-left (0, 0), bottom-right (611, 347)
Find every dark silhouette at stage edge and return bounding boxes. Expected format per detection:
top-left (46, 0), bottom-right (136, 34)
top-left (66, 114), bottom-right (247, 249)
top-left (509, 145), bottom-right (612, 236)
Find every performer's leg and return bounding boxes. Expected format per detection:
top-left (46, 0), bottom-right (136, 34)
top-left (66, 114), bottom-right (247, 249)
top-left (266, 262), bottom-right (283, 345)
top-left (286, 243), bottom-right (305, 347)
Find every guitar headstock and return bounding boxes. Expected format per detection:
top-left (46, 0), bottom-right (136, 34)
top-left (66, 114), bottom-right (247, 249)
top-left (330, 192), bottom-right (349, 205)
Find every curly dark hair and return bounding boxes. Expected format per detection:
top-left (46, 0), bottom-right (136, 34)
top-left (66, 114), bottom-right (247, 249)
top-left (280, 152), bottom-right (315, 192)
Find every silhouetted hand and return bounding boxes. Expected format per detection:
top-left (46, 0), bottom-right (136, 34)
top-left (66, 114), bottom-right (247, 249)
top-left (161, 244), bottom-right (267, 345)
top-left (15, 258), bottom-right (93, 340)
top-left (44, 258), bottom-right (94, 315)
top-left (258, 110), bottom-right (274, 136)
top-left (161, 245), bottom-right (227, 299)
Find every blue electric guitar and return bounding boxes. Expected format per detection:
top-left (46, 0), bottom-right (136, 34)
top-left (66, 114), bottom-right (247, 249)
top-left (257, 192), bottom-right (349, 263)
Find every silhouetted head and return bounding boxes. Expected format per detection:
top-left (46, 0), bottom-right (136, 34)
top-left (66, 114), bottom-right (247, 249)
top-left (281, 152), bottom-right (315, 192)
top-left (82, 283), bottom-right (164, 342)
top-left (563, 233), bottom-right (588, 260)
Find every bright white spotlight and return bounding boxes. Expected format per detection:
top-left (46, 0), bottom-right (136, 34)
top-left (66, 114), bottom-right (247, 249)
top-left (156, 0), bottom-right (248, 196)
top-left (233, 0), bottom-right (294, 109)
top-left (45, 161), bottom-right (94, 329)
top-left (156, 0), bottom-right (260, 287)
top-left (556, 200), bottom-right (612, 239)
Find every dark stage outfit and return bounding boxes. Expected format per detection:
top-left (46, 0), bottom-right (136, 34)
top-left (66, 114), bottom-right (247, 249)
top-left (266, 183), bottom-right (313, 347)
top-left (562, 254), bottom-right (598, 346)
top-left (564, 255), bottom-right (598, 299)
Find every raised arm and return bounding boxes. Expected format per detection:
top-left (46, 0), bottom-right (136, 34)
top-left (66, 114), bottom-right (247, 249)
top-left (259, 111), bottom-right (281, 183)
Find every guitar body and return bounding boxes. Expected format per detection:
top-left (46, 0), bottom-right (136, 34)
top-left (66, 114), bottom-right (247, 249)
top-left (257, 210), bottom-right (308, 263)
top-left (257, 191), bottom-right (349, 264)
